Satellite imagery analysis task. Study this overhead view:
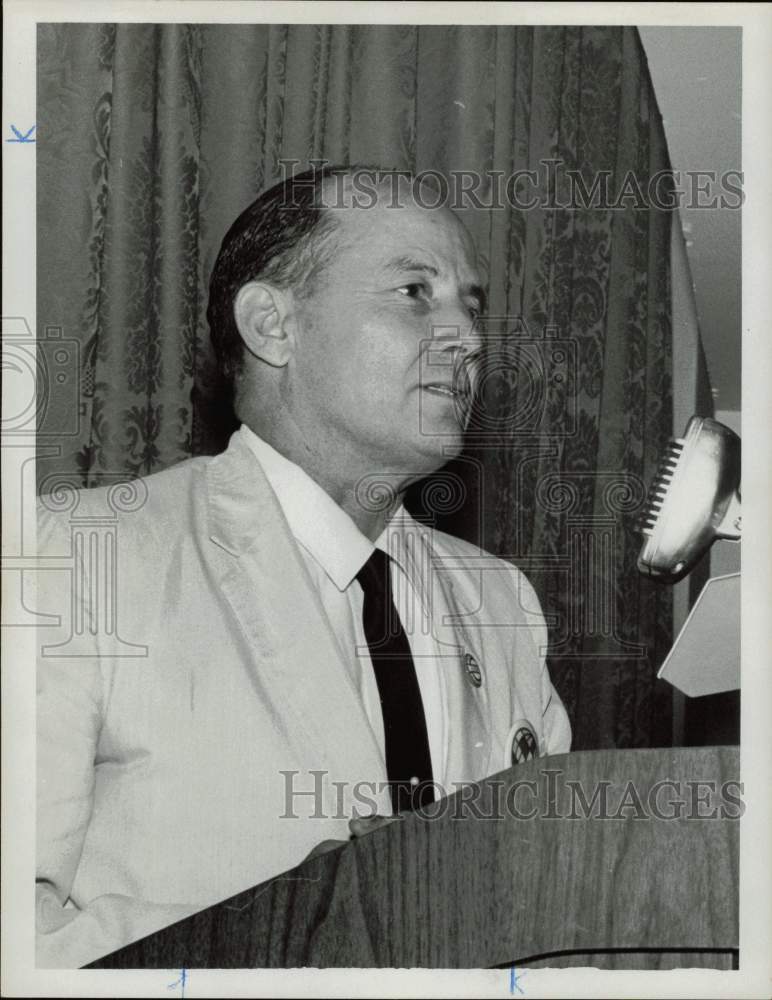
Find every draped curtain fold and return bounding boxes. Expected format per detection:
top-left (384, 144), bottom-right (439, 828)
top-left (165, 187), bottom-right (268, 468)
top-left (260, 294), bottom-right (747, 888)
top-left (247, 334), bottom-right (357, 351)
top-left (37, 23), bottom-right (674, 749)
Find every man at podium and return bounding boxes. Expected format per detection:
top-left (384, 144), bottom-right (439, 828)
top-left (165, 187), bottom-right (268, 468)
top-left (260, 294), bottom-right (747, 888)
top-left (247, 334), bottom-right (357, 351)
top-left (35, 165), bottom-right (571, 968)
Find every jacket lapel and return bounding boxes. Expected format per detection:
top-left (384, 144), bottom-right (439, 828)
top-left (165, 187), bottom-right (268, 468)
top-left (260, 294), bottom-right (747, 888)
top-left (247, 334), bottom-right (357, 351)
top-left (413, 530), bottom-right (495, 787)
top-left (204, 432), bottom-right (387, 813)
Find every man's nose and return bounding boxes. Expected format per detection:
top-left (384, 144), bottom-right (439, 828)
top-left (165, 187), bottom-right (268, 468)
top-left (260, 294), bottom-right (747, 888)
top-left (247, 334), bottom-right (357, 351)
top-left (422, 318), bottom-right (483, 393)
top-left (435, 317), bottom-right (484, 367)
top-left (428, 306), bottom-right (483, 354)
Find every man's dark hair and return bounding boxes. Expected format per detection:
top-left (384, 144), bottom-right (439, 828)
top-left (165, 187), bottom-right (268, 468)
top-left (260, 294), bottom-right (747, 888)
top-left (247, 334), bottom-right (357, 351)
top-left (207, 163), bottom-right (363, 385)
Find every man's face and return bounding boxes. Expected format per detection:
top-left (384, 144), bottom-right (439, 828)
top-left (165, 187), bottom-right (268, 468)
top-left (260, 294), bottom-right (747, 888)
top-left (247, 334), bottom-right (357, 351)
top-left (284, 194), bottom-right (483, 480)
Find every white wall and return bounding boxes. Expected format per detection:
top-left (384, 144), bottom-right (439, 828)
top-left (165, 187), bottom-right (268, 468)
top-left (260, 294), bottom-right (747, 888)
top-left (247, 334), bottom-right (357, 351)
top-left (639, 27), bottom-right (742, 412)
top-left (711, 409), bottom-right (742, 577)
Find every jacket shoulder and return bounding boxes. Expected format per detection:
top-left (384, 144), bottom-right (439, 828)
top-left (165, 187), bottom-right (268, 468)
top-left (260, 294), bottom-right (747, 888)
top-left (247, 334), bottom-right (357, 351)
top-left (428, 526), bottom-right (531, 579)
top-left (426, 525), bottom-right (545, 625)
top-left (36, 454), bottom-right (212, 549)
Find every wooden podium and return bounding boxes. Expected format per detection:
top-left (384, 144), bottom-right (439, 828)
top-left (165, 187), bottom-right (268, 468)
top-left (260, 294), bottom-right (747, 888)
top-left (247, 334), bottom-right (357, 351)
top-left (88, 747), bottom-right (739, 970)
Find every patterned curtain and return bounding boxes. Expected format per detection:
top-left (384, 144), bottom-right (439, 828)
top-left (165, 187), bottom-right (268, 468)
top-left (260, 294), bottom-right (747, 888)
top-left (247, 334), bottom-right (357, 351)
top-left (37, 23), bottom-right (674, 749)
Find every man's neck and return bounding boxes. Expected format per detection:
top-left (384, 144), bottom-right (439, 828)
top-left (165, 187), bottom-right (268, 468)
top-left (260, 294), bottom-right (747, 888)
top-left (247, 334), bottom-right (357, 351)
top-left (241, 419), bottom-right (412, 542)
top-left (336, 481), bottom-right (404, 542)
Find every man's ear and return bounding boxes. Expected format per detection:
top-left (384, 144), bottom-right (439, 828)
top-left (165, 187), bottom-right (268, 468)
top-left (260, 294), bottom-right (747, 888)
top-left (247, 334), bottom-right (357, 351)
top-left (233, 281), bottom-right (295, 368)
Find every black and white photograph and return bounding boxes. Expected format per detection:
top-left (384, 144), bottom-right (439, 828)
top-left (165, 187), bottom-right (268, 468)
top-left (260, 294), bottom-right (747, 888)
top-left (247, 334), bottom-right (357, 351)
top-left (2, 2), bottom-right (771, 997)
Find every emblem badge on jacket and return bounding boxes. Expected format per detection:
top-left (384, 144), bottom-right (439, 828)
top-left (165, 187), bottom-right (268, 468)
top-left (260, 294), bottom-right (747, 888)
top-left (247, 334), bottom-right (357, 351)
top-left (505, 718), bottom-right (540, 766)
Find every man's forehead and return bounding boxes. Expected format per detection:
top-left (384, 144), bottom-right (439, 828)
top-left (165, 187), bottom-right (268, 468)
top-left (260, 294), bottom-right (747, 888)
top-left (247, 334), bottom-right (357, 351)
top-left (323, 185), bottom-right (478, 275)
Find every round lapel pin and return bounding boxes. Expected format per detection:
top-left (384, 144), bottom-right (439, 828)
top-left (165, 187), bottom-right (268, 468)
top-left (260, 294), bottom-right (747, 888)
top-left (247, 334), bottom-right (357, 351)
top-left (464, 651), bottom-right (483, 687)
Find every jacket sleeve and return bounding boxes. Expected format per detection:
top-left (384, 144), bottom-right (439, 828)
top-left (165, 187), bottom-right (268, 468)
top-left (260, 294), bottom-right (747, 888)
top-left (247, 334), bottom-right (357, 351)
top-left (539, 657), bottom-right (572, 755)
top-left (35, 503), bottom-right (195, 968)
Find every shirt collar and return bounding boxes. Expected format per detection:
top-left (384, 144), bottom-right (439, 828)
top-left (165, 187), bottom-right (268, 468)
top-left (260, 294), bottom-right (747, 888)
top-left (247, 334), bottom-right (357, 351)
top-left (239, 425), bottom-right (414, 591)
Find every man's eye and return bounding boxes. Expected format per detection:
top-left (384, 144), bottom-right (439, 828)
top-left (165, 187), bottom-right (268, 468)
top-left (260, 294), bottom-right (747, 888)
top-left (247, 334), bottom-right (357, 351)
top-left (397, 282), bottom-right (427, 300)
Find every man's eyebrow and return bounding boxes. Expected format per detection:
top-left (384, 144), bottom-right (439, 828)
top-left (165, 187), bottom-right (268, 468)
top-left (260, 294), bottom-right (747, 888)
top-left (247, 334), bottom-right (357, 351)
top-left (384, 256), bottom-right (439, 277)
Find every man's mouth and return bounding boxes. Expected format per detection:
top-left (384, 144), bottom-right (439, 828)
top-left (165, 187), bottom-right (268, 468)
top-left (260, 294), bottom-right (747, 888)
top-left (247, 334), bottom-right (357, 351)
top-left (422, 383), bottom-right (461, 398)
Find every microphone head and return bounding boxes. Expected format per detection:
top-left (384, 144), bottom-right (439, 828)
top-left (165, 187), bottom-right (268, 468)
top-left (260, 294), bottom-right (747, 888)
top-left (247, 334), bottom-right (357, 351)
top-left (637, 416), bottom-right (741, 583)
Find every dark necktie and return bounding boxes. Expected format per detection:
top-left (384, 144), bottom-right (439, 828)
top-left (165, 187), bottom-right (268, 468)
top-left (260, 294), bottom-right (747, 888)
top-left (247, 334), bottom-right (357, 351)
top-left (356, 548), bottom-right (434, 813)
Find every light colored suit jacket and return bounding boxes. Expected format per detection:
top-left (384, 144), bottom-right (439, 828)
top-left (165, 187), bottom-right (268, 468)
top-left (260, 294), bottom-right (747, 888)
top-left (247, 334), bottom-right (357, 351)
top-left (36, 430), bottom-right (570, 967)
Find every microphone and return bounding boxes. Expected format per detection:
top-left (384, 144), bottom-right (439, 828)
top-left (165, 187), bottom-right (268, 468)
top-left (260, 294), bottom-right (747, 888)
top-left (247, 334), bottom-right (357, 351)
top-left (637, 416), bottom-right (741, 583)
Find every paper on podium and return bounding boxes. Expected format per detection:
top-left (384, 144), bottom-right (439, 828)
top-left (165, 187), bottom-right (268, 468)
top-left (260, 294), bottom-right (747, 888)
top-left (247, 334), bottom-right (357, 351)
top-left (658, 573), bottom-right (740, 697)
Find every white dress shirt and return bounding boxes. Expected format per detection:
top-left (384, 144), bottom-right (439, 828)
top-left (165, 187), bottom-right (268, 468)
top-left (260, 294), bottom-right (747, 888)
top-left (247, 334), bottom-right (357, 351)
top-left (240, 425), bottom-right (448, 786)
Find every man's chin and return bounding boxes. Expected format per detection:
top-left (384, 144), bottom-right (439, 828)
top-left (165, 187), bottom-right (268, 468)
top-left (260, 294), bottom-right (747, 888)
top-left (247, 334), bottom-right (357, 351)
top-left (411, 427), bottom-right (465, 470)
top-left (369, 417), bottom-right (465, 480)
